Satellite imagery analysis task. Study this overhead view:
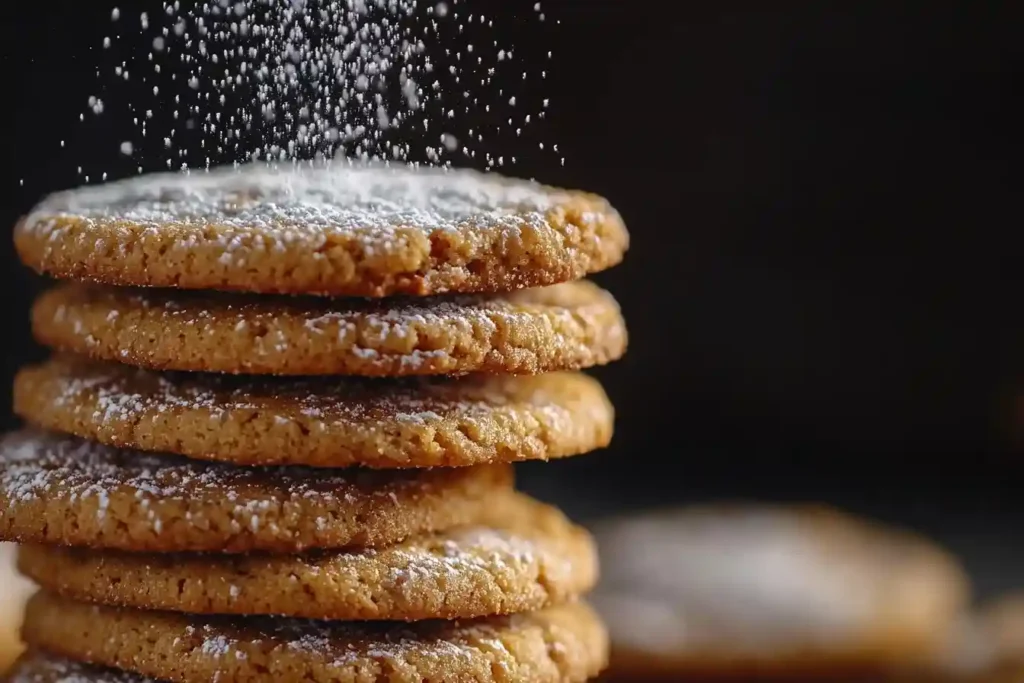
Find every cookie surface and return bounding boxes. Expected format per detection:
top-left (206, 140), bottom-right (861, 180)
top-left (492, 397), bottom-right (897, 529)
top-left (14, 355), bottom-right (613, 468)
top-left (18, 493), bottom-right (597, 621)
top-left (31, 281), bottom-right (627, 376)
top-left (592, 504), bottom-right (969, 679)
top-left (14, 162), bottom-right (628, 297)
top-left (0, 430), bottom-right (510, 553)
top-left (21, 593), bottom-right (608, 683)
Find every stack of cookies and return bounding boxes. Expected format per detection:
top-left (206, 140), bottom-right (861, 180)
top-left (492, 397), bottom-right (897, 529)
top-left (0, 163), bottom-right (629, 683)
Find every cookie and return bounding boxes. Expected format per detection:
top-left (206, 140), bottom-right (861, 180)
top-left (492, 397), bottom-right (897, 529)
top-left (14, 355), bottom-right (613, 469)
top-left (21, 593), bottom-right (609, 683)
top-left (0, 544), bottom-right (34, 673)
top-left (0, 429), bottom-right (511, 553)
top-left (592, 504), bottom-right (969, 680)
top-left (17, 493), bottom-right (597, 621)
top-left (14, 162), bottom-right (629, 297)
top-left (31, 280), bottom-right (627, 376)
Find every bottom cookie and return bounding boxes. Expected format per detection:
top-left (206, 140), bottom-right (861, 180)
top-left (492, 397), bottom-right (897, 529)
top-left (20, 593), bottom-right (608, 683)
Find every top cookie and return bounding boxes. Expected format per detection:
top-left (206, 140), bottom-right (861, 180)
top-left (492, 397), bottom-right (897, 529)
top-left (14, 162), bottom-right (629, 297)
top-left (593, 504), bottom-right (970, 679)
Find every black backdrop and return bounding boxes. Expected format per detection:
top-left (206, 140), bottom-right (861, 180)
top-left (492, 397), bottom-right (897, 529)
top-left (1, 1), bottom-right (1022, 597)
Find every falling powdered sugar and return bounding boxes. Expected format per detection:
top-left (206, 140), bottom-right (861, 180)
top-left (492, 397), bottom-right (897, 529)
top-left (77, 0), bottom-right (559, 174)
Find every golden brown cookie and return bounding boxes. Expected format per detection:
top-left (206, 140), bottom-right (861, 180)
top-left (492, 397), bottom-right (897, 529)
top-left (14, 355), bottom-right (613, 469)
top-left (21, 593), bottom-right (608, 683)
top-left (591, 504), bottom-right (970, 680)
top-left (31, 280), bottom-right (627, 376)
top-left (0, 429), bottom-right (511, 553)
top-left (14, 162), bottom-right (629, 297)
top-left (17, 493), bottom-right (597, 621)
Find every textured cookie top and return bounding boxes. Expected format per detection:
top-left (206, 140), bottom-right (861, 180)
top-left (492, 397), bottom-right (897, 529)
top-left (18, 493), bottom-right (598, 621)
top-left (0, 429), bottom-right (510, 552)
top-left (14, 355), bottom-right (613, 468)
top-left (15, 162), bottom-right (628, 296)
top-left (593, 504), bottom-right (969, 675)
top-left (22, 593), bottom-right (609, 683)
top-left (32, 280), bottom-right (627, 376)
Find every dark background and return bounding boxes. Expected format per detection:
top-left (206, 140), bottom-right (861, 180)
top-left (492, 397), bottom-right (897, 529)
top-left (1, 1), bottom-right (1022, 598)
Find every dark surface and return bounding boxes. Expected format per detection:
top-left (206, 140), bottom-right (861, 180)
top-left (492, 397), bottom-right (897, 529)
top-left (1, 1), bottom-right (1022, 598)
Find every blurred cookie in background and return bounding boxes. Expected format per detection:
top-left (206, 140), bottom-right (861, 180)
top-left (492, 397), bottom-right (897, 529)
top-left (0, 543), bottom-right (34, 672)
top-left (964, 593), bottom-right (1024, 681)
top-left (591, 503), bottom-right (970, 681)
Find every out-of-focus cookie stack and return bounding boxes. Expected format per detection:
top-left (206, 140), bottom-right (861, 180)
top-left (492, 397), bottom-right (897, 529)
top-left (592, 504), bottom-right (972, 681)
top-left (0, 163), bottom-right (629, 683)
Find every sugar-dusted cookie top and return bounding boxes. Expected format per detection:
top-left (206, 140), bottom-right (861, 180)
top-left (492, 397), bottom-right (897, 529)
top-left (15, 162), bottom-right (628, 297)
top-left (14, 355), bottom-right (614, 468)
top-left (0, 429), bottom-right (510, 553)
top-left (31, 280), bottom-right (627, 376)
top-left (19, 493), bottom-right (597, 622)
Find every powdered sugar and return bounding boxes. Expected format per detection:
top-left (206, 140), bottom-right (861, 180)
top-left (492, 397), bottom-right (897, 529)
top-left (34, 355), bottom-right (574, 428)
top-left (68, 281), bottom-right (596, 333)
top-left (76, 1), bottom-right (557, 172)
top-left (190, 610), bottom-right (526, 665)
top-left (26, 161), bottom-right (578, 237)
top-left (40, 281), bottom-right (610, 373)
top-left (384, 526), bottom-right (540, 585)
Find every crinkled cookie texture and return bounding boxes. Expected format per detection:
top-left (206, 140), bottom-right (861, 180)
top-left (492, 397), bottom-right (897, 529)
top-left (18, 492), bottom-right (597, 621)
top-left (22, 593), bottom-right (609, 683)
top-left (0, 429), bottom-right (511, 553)
top-left (31, 280), bottom-right (627, 376)
top-left (14, 162), bottom-right (629, 297)
top-left (592, 504), bottom-right (970, 680)
top-left (14, 355), bottom-right (613, 468)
